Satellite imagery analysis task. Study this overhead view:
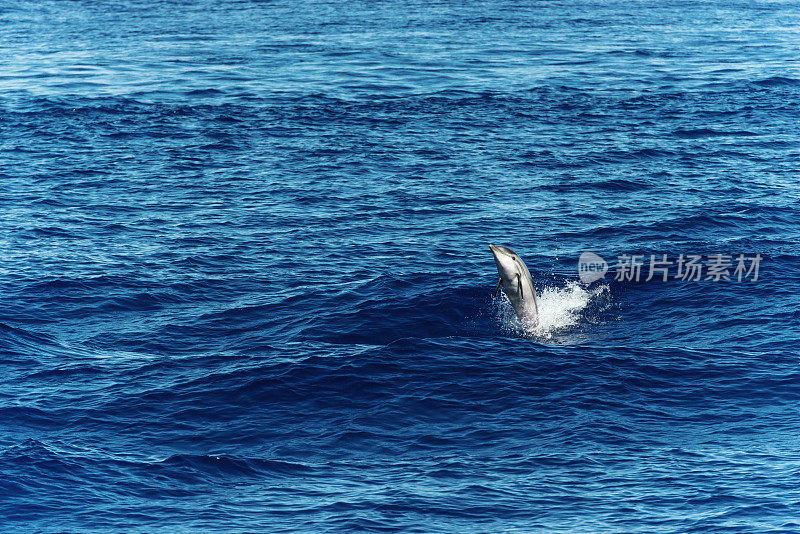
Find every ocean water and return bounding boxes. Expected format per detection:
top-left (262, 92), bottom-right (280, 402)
top-left (2, 0), bottom-right (800, 531)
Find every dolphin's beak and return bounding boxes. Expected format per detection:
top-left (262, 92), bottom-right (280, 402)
top-left (490, 244), bottom-right (503, 296)
top-left (489, 244), bottom-right (507, 261)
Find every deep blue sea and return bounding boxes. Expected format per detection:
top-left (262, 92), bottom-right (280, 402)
top-left (2, 0), bottom-right (800, 532)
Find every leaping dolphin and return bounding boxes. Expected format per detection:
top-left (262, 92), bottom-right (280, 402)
top-left (490, 244), bottom-right (539, 326)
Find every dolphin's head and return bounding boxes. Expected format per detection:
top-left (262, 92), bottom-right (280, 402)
top-left (489, 244), bottom-right (524, 289)
top-left (489, 243), bottom-right (538, 324)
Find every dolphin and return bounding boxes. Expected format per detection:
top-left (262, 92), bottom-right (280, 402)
top-left (489, 244), bottom-right (539, 326)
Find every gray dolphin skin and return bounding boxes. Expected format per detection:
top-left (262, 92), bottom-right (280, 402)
top-left (490, 244), bottom-right (539, 326)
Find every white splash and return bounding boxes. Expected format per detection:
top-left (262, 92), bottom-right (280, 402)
top-left (494, 280), bottom-right (608, 341)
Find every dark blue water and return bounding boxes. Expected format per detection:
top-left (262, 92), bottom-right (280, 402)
top-left (2, 0), bottom-right (800, 531)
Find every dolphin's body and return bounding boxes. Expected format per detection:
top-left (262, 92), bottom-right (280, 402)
top-left (490, 244), bottom-right (539, 326)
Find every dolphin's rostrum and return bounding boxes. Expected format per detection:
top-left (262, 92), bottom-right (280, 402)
top-left (490, 244), bottom-right (539, 326)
